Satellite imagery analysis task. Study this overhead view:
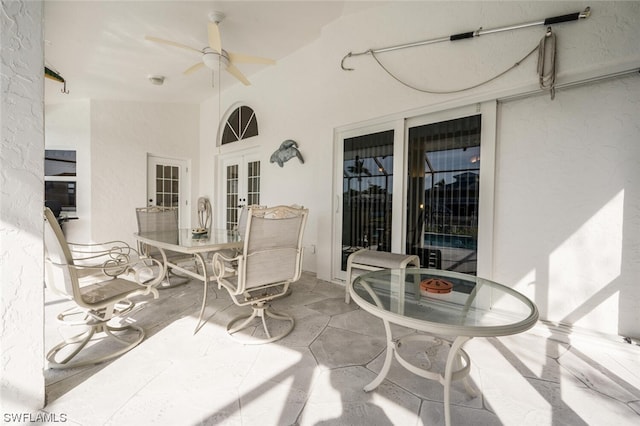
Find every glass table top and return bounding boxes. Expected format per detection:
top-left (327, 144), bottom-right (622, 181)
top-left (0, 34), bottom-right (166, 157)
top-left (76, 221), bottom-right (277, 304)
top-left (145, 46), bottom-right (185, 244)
top-left (351, 269), bottom-right (539, 337)
top-left (135, 228), bottom-right (242, 252)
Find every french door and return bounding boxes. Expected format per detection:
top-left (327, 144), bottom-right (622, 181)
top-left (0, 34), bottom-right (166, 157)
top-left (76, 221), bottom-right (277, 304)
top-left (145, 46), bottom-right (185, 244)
top-left (218, 151), bottom-right (261, 230)
top-left (146, 155), bottom-right (190, 228)
top-left (333, 102), bottom-right (496, 281)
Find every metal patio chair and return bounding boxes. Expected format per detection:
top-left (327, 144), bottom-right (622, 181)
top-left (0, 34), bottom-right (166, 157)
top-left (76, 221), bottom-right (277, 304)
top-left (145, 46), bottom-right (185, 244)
top-left (44, 207), bottom-right (163, 369)
top-left (212, 205), bottom-right (308, 344)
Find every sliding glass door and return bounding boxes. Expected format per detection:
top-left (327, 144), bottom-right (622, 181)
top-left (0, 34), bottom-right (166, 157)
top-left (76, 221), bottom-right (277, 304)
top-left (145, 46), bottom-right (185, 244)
top-left (333, 102), bottom-right (496, 282)
top-left (406, 115), bottom-right (481, 273)
top-left (341, 130), bottom-right (395, 270)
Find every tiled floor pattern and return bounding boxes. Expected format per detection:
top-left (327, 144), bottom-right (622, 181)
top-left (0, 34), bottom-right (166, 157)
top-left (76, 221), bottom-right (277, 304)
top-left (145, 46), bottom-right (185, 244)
top-left (43, 272), bottom-right (640, 425)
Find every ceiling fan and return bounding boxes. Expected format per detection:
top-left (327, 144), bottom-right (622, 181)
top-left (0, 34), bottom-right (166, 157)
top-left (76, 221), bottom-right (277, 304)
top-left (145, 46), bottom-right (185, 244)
top-left (145, 12), bottom-right (275, 86)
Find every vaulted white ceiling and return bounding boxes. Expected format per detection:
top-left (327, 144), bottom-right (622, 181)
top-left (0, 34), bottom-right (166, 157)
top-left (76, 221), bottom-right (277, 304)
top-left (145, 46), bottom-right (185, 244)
top-left (44, 1), bottom-right (384, 104)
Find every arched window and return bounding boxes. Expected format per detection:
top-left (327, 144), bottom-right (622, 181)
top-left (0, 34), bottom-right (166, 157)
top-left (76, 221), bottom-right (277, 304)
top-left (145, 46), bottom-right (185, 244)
top-left (220, 105), bottom-right (258, 145)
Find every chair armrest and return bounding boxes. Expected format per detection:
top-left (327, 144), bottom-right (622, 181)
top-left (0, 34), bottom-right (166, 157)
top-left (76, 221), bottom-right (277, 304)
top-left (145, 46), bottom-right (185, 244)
top-left (211, 251), bottom-right (243, 281)
top-left (67, 240), bottom-right (138, 265)
top-left (47, 256), bottom-right (164, 298)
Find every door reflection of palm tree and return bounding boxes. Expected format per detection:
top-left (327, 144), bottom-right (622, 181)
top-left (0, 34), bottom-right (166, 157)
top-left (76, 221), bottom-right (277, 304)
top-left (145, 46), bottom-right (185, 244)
top-left (347, 156), bottom-right (374, 248)
top-left (347, 156), bottom-right (372, 190)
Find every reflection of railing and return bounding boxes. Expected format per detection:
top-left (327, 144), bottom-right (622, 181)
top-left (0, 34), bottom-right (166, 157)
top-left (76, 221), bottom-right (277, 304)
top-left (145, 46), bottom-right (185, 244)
top-left (414, 233), bottom-right (477, 274)
top-left (424, 232), bottom-right (477, 250)
top-left (342, 194), bottom-right (392, 251)
top-left (407, 246), bottom-right (442, 269)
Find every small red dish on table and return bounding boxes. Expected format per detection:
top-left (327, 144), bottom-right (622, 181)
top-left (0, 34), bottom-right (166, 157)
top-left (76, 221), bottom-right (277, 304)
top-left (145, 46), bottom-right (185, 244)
top-left (420, 278), bottom-right (453, 295)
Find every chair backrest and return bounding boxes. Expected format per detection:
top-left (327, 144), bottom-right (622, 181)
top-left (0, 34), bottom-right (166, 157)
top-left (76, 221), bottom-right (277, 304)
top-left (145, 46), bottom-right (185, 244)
top-left (236, 204), bottom-right (266, 238)
top-left (136, 206), bottom-right (179, 233)
top-left (240, 205), bottom-right (308, 289)
top-left (45, 199), bottom-right (62, 218)
top-left (43, 207), bottom-right (78, 298)
top-left (135, 206), bottom-right (180, 258)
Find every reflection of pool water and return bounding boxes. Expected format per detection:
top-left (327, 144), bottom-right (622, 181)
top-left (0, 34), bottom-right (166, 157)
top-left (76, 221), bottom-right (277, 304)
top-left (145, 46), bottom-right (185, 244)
top-left (424, 232), bottom-right (477, 250)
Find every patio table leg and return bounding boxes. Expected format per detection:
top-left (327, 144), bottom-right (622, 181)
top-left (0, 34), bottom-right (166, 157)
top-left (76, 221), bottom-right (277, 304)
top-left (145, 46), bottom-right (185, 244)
top-left (193, 252), bottom-right (210, 334)
top-left (444, 336), bottom-right (472, 426)
top-left (364, 317), bottom-right (394, 392)
top-left (157, 247), bottom-right (169, 287)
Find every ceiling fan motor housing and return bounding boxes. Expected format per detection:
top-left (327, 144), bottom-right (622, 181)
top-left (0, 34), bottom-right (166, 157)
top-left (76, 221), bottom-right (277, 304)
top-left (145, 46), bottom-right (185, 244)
top-left (208, 11), bottom-right (225, 24)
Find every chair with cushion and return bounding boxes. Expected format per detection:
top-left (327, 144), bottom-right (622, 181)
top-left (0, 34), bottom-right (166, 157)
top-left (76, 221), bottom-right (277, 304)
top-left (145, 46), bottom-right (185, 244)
top-left (212, 205), bottom-right (308, 344)
top-left (44, 207), bottom-right (163, 369)
top-left (135, 206), bottom-right (194, 286)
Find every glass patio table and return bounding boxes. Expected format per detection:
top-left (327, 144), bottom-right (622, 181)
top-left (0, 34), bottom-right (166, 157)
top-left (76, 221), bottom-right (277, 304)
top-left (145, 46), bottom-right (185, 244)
top-left (134, 228), bottom-right (242, 333)
top-left (349, 268), bottom-right (539, 426)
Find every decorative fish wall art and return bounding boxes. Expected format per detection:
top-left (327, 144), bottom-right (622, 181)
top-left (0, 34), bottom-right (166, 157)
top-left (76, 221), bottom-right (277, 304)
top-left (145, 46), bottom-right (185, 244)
top-left (270, 139), bottom-right (304, 167)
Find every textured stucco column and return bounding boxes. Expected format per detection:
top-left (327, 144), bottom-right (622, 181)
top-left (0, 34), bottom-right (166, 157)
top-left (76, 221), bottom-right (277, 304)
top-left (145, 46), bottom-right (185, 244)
top-left (0, 0), bottom-right (45, 412)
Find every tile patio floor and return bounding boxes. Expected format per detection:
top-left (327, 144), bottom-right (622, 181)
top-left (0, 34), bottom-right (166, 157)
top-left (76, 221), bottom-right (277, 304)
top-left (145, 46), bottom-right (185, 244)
top-left (43, 272), bottom-right (640, 425)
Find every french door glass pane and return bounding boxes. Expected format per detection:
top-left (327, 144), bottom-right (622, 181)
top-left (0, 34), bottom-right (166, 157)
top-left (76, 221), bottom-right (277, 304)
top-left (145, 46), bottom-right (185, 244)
top-left (247, 161), bottom-right (260, 206)
top-left (155, 162), bottom-right (180, 207)
top-left (226, 165), bottom-right (239, 230)
top-left (224, 160), bottom-right (260, 230)
top-left (407, 115), bottom-right (481, 274)
top-left (342, 130), bottom-right (394, 270)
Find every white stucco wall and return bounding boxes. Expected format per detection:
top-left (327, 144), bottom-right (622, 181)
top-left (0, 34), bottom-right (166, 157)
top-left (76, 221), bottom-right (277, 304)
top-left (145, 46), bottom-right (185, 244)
top-left (1, 0), bottom-right (45, 412)
top-left (495, 75), bottom-right (640, 337)
top-left (89, 100), bottom-right (199, 246)
top-left (45, 100), bottom-right (200, 246)
top-left (198, 1), bottom-right (640, 337)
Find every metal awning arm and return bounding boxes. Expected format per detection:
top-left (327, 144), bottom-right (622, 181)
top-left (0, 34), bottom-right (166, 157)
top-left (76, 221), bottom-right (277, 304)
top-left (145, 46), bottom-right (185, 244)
top-left (341, 7), bottom-right (591, 71)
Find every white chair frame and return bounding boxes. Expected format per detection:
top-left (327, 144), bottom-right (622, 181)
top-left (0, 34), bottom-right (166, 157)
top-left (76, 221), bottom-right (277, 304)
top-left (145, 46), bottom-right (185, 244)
top-left (135, 206), bottom-right (194, 286)
top-left (345, 249), bottom-right (420, 303)
top-left (212, 205), bottom-right (308, 344)
top-left (44, 207), bottom-right (163, 369)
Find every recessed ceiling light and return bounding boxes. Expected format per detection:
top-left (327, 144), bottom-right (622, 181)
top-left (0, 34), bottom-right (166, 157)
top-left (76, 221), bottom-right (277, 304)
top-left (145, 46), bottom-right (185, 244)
top-left (148, 75), bottom-right (165, 86)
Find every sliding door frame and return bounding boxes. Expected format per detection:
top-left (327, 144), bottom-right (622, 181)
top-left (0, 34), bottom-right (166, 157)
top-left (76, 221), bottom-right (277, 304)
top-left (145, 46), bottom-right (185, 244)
top-left (332, 101), bottom-right (497, 282)
top-left (332, 119), bottom-right (405, 281)
top-left (405, 101), bottom-right (497, 278)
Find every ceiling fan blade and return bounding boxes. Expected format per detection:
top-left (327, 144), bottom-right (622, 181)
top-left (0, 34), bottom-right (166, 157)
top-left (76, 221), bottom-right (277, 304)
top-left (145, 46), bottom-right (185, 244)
top-left (227, 51), bottom-right (276, 65)
top-left (184, 62), bottom-right (205, 75)
top-left (207, 22), bottom-right (222, 53)
top-left (225, 64), bottom-right (251, 86)
top-left (145, 36), bottom-right (201, 54)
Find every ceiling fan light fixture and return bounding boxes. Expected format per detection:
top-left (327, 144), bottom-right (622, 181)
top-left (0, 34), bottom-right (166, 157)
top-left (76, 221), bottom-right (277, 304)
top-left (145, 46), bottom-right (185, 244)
top-left (202, 49), bottom-right (229, 69)
top-left (202, 52), bottom-right (218, 69)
